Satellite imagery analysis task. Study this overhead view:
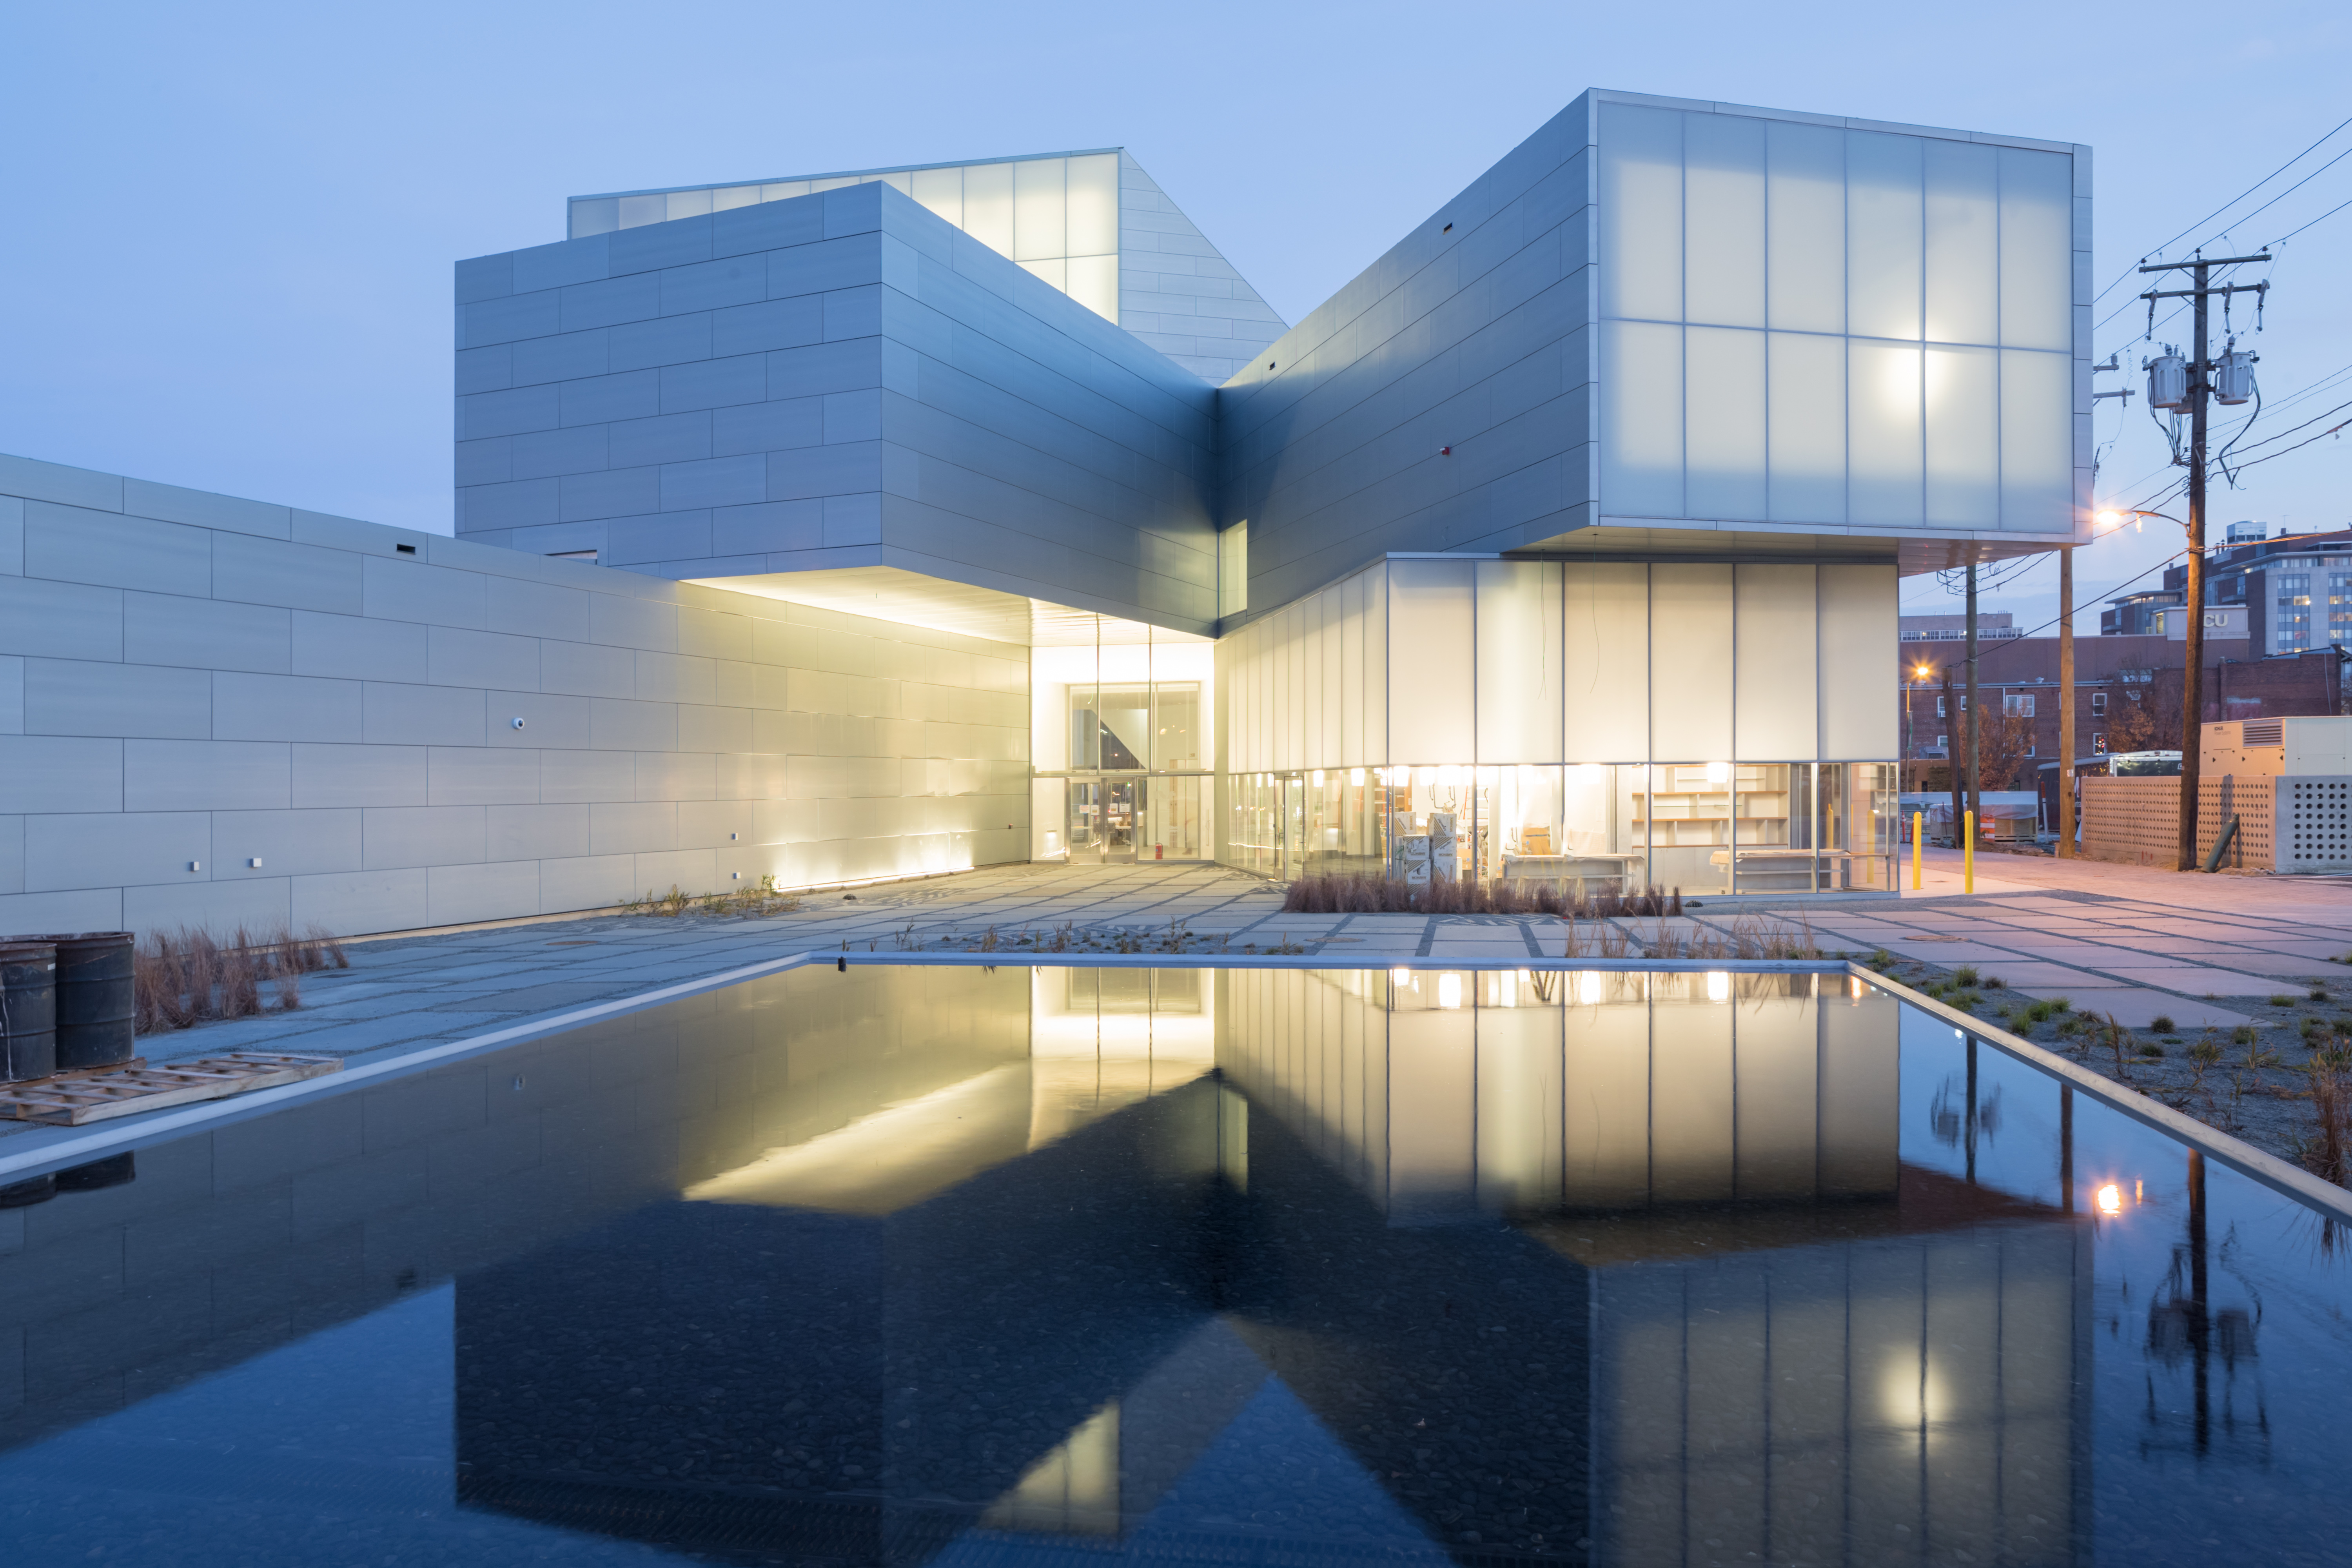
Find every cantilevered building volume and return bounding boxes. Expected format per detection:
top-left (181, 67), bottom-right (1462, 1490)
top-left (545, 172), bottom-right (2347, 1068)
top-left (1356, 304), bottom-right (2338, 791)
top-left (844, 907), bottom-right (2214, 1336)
top-left (0, 89), bottom-right (2091, 935)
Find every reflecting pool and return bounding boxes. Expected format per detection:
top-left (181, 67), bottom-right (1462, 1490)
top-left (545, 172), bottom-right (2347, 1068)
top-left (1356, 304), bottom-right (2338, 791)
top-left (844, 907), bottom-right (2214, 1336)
top-left (0, 964), bottom-right (2345, 1566)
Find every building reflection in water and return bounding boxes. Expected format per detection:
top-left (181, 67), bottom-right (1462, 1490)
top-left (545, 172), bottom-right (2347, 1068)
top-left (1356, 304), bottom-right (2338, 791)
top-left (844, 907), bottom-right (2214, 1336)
top-left (449, 964), bottom-right (2090, 1566)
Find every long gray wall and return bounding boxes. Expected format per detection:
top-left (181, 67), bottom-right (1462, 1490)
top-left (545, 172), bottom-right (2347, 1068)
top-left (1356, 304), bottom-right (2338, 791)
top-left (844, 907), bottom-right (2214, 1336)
top-left (1215, 96), bottom-right (1595, 615)
top-left (454, 181), bottom-right (1221, 634)
top-left (0, 454), bottom-right (1027, 939)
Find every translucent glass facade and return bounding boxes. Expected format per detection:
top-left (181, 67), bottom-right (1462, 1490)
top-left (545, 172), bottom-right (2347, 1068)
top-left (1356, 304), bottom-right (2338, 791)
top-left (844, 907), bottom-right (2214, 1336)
top-left (1215, 557), bottom-right (1900, 894)
top-left (570, 152), bottom-right (1124, 323)
top-left (1597, 104), bottom-right (2081, 534)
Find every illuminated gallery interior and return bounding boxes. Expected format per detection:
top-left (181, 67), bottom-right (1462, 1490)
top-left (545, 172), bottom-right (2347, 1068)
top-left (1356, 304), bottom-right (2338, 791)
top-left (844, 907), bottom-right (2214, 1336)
top-left (446, 90), bottom-right (2092, 904)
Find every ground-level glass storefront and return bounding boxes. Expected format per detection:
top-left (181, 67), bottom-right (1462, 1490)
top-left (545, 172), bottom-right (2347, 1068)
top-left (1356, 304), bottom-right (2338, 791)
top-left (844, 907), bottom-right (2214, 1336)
top-left (1225, 762), bottom-right (1897, 893)
top-left (1215, 557), bottom-right (1901, 895)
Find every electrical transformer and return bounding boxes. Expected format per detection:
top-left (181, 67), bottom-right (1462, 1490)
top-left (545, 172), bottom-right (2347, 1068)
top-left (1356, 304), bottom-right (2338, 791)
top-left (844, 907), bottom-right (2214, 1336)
top-left (2145, 352), bottom-right (2189, 412)
top-left (2214, 348), bottom-right (2259, 406)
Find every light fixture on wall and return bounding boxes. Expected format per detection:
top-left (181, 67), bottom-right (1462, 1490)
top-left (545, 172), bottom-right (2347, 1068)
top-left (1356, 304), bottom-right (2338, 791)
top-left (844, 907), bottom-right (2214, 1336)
top-left (511, 717), bottom-right (526, 729)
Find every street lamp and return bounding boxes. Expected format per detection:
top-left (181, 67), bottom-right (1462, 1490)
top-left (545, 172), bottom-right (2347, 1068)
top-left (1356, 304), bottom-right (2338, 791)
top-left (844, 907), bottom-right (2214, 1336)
top-left (2096, 506), bottom-right (2186, 535)
top-left (1904, 662), bottom-right (1929, 782)
top-left (2093, 505), bottom-right (2203, 868)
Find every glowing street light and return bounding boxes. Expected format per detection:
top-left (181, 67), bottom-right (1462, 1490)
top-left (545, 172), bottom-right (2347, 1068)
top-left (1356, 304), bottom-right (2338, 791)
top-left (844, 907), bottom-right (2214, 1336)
top-left (2095, 506), bottom-right (2185, 537)
top-left (2096, 1182), bottom-right (2123, 1216)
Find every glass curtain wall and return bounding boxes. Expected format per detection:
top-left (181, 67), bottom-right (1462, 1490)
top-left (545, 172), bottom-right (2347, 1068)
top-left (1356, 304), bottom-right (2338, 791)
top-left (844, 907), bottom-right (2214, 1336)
top-left (1215, 557), bottom-right (1898, 895)
top-left (1034, 625), bottom-right (1213, 864)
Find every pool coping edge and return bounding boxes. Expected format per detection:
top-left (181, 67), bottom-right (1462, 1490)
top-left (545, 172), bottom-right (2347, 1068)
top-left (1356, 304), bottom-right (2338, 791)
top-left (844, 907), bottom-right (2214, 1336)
top-left (1864, 963), bottom-right (2352, 1224)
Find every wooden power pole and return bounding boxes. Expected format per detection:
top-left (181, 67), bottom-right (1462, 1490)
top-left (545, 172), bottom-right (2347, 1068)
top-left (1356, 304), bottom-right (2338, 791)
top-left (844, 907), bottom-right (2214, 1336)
top-left (2058, 546), bottom-right (2075, 857)
top-left (1965, 563), bottom-right (1982, 832)
top-left (2139, 250), bottom-right (2269, 869)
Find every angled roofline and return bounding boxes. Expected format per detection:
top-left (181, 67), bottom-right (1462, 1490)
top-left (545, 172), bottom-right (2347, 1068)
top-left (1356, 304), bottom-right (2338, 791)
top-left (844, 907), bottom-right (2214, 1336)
top-left (572, 148), bottom-right (1126, 203)
top-left (1588, 87), bottom-right (2087, 158)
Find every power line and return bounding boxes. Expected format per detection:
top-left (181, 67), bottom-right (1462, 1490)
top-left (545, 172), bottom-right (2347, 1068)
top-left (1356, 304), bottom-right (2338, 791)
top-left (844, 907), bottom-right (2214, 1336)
top-left (2196, 394), bottom-right (2352, 466)
top-left (2274, 191), bottom-right (2352, 247)
top-left (2223, 410), bottom-right (2352, 473)
top-left (2091, 110), bottom-right (2352, 305)
top-left (2216, 140), bottom-right (2352, 240)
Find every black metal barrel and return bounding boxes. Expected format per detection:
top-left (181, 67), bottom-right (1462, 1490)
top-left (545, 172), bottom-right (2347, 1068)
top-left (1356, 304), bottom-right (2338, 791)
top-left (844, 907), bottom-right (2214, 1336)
top-left (42, 931), bottom-right (136, 1071)
top-left (55, 1152), bottom-right (136, 1192)
top-left (0, 1174), bottom-right (56, 1209)
top-left (0, 940), bottom-right (58, 1083)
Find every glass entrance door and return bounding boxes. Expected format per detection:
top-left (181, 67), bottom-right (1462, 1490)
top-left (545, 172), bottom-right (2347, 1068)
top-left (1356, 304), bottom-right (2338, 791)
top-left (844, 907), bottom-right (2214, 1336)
top-left (1068, 779), bottom-right (1140, 864)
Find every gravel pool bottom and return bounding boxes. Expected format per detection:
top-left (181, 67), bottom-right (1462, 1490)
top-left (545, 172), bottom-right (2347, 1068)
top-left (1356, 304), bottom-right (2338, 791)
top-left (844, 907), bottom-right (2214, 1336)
top-left (0, 963), bottom-right (2347, 1566)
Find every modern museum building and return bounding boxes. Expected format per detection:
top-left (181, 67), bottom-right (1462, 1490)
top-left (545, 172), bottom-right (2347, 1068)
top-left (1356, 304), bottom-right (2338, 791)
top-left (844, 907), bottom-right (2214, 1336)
top-left (0, 89), bottom-right (2092, 935)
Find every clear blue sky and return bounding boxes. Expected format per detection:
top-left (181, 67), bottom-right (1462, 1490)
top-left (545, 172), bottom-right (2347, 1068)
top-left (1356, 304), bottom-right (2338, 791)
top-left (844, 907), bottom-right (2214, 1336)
top-left (4, 1), bottom-right (2347, 634)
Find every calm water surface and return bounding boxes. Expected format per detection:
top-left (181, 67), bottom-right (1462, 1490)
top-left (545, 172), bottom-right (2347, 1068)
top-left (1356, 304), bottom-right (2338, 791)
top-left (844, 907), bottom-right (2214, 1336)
top-left (0, 964), bottom-right (2343, 1566)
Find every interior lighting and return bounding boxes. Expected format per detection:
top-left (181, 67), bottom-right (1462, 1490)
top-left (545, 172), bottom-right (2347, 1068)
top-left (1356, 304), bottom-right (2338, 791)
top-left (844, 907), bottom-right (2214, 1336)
top-left (2096, 1183), bottom-right (2123, 1215)
top-left (1577, 971), bottom-right (1604, 1006)
top-left (1391, 967), bottom-right (1413, 987)
top-left (1705, 761), bottom-right (1731, 784)
top-left (1438, 973), bottom-right (1463, 1009)
top-left (1350, 768), bottom-right (1366, 785)
top-left (1880, 1354), bottom-right (1945, 1427)
top-left (1706, 971), bottom-right (1731, 1004)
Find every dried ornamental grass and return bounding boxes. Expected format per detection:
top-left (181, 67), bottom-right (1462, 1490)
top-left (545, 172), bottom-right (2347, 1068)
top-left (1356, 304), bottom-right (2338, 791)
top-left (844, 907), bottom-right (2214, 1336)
top-left (132, 923), bottom-right (345, 1036)
top-left (1279, 873), bottom-right (1684, 918)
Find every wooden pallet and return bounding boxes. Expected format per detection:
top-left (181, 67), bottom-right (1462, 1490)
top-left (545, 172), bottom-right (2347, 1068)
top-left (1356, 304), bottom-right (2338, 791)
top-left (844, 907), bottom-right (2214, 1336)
top-left (0, 1052), bottom-right (343, 1126)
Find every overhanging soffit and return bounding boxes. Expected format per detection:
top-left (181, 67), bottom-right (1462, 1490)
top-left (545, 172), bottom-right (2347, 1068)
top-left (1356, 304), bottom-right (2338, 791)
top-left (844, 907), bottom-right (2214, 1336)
top-left (1512, 524), bottom-right (2077, 576)
top-left (689, 565), bottom-right (1212, 648)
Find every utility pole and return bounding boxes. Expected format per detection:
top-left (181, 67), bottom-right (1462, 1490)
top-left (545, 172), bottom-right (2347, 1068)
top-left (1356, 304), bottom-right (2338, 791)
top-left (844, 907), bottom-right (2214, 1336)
top-left (1941, 662), bottom-right (1963, 846)
top-left (2058, 547), bottom-right (2075, 857)
top-left (2140, 251), bottom-right (2269, 870)
top-left (1965, 563), bottom-right (1982, 831)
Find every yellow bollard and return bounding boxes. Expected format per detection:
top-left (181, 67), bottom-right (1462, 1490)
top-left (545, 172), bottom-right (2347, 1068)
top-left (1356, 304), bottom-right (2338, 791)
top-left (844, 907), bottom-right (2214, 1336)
top-left (1912, 811), bottom-right (1923, 890)
top-left (1964, 809), bottom-right (1975, 895)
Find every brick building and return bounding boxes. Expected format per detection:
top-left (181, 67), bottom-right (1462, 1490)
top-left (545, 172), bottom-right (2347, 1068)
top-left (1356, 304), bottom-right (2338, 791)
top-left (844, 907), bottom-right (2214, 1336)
top-left (1896, 618), bottom-right (2342, 785)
